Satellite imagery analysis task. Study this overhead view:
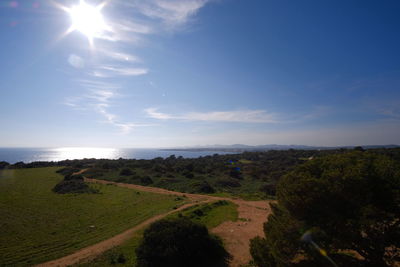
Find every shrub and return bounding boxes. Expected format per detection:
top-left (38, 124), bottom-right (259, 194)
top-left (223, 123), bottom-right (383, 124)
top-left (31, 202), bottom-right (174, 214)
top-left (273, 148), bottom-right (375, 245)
top-left (53, 180), bottom-right (95, 194)
top-left (215, 177), bottom-right (241, 187)
top-left (191, 181), bottom-right (215, 193)
top-left (259, 183), bottom-right (276, 196)
top-left (136, 218), bottom-right (230, 267)
top-left (53, 174), bottom-right (97, 194)
top-left (0, 161), bottom-right (10, 169)
top-left (140, 176), bottom-right (153, 185)
top-left (120, 168), bottom-right (134, 176)
top-left (229, 167), bottom-right (242, 179)
top-left (56, 167), bottom-right (79, 176)
top-left (184, 172), bottom-right (194, 179)
top-left (64, 174), bottom-right (84, 181)
top-left (117, 253), bottom-right (126, 264)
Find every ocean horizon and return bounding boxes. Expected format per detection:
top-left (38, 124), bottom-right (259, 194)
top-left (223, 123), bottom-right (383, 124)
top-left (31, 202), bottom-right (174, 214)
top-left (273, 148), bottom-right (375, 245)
top-left (0, 147), bottom-right (236, 164)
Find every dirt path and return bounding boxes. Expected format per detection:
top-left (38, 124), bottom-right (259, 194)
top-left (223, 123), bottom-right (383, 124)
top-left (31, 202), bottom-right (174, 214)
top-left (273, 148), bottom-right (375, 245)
top-left (36, 199), bottom-right (212, 267)
top-left (211, 200), bottom-right (271, 267)
top-left (36, 178), bottom-right (271, 267)
top-left (85, 178), bottom-right (210, 202)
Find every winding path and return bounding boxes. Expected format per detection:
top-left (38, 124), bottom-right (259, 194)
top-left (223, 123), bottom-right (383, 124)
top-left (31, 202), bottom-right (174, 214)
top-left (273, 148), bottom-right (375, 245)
top-left (36, 177), bottom-right (271, 267)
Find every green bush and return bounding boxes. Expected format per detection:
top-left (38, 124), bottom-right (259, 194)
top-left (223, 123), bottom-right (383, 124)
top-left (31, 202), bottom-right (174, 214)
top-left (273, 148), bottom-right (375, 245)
top-left (56, 167), bottom-right (79, 176)
top-left (191, 181), bottom-right (215, 193)
top-left (52, 179), bottom-right (96, 194)
top-left (64, 174), bottom-right (84, 181)
top-left (53, 173), bottom-right (97, 194)
top-left (215, 177), bottom-right (241, 187)
top-left (0, 161), bottom-right (10, 169)
top-left (140, 176), bottom-right (153, 185)
top-left (136, 218), bottom-right (230, 267)
top-left (120, 168), bottom-right (134, 176)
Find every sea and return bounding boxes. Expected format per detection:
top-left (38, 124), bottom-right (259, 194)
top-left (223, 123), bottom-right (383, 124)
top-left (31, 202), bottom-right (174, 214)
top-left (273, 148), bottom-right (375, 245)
top-left (0, 147), bottom-right (236, 164)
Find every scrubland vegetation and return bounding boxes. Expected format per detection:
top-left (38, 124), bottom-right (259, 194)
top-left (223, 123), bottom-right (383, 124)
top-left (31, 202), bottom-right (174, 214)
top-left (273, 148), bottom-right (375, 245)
top-left (1, 147), bottom-right (399, 266)
top-left (5, 147), bottom-right (397, 200)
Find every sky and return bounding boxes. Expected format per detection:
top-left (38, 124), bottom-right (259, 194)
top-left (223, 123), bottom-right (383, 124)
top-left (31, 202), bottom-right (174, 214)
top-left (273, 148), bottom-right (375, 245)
top-left (0, 0), bottom-right (399, 148)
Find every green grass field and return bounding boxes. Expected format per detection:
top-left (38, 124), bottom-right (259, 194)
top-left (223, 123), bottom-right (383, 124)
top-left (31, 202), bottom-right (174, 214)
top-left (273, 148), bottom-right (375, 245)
top-left (0, 167), bottom-right (185, 266)
top-left (168, 200), bottom-right (238, 228)
top-left (78, 200), bottom-right (238, 266)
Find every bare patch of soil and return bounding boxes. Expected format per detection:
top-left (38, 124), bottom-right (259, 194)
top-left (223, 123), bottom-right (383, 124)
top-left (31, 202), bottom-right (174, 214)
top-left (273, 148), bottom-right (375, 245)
top-left (212, 200), bottom-right (271, 267)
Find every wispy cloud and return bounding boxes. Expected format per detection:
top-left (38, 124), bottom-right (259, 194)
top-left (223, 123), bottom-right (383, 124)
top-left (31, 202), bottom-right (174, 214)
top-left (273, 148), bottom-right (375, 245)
top-left (65, 81), bottom-right (151, 134)
top-left (145, 108), bottom-right (278, 123)
top-left (374, 102), bottom-right (400, 120)
top-left (145, 108), bottom-right (175, 120)
top-left (63, 0), bottom-right (212, 133)
top-left (86, 89), bottom-right (116, 103)
top-left (95, 66), bottom-right (149, 77)
top-left (97, 49), bottom-right (141, 62)
top-left (77, 79), bottom-right (121, 90)
top-left (132, 0), bottom-right (210, 27)
top-left (93, 100), bottom-right (148, 134)
top-left (144, 105), bottom-right (337, 124)
top-left (110, 19), bottom-right (153, 35)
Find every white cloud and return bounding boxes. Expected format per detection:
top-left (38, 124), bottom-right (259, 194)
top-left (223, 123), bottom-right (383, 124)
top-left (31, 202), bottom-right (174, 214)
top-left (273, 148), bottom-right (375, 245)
top-left (145, 108), bottom-right (174, 120)
top-left (98, 66), bottom-right (149, 76)
top-left (77, 79), bottom-right (121, 90)
top-left (134, 0), bottom-right (209, 26)
top-left (186, 110), bottom-right (276, 123)
top-left (110, 19), bottom-right (153, 34)
top-left (64, 80), bottom-right (151, 134)
top-left (97, 49), bottom-right (140, 62)
top-left (92, 66), bottom-right (148, 77)
top-left (63, 0), bottom-right (212, 134)
top-left (144, 108), bottom-right (277, 123)
top-left (86, 89), bottom-right (116, 102)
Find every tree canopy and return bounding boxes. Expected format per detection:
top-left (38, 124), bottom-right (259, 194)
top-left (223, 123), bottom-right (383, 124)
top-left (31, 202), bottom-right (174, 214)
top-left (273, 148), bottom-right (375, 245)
top-left (251, 151), bottom-right (400, 267)
top-left (136, 218), bottom-right (230, 267)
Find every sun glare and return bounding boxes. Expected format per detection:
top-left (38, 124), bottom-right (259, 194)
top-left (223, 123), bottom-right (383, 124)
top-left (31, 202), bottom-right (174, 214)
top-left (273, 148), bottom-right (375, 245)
top-left (66, 0), bottom-right (108, 45)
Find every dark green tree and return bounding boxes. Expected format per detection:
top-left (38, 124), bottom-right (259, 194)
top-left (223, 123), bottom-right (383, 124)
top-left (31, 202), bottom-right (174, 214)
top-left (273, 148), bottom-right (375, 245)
top-left (0, 161), bottom-right (10, 169)
top-left (120, 168), bottom-right (134, 176)
top-left (251, 151), bottom-right (400, 267)
top-left (136, 218), bottom-right (230, 267)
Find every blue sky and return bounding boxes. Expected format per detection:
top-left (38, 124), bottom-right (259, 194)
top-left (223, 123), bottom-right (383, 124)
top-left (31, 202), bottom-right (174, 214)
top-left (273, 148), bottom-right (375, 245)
top-left (0, 0), bottom-right (399, 148)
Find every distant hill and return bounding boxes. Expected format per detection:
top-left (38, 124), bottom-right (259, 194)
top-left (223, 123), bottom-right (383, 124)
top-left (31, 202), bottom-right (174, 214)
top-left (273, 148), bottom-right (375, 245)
top-left (161, 144), bottom-right (399, 152)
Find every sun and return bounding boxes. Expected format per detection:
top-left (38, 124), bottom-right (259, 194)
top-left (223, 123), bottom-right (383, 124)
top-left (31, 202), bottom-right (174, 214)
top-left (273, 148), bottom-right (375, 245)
top-left (65, 0), bottom-right (109, 45)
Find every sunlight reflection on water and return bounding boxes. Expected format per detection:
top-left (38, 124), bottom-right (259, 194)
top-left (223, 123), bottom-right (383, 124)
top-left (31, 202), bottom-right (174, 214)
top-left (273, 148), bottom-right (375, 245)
top-left (0, 147), bottom-right (236, 163)
top-left (47, 147), bottom-right (118, 161)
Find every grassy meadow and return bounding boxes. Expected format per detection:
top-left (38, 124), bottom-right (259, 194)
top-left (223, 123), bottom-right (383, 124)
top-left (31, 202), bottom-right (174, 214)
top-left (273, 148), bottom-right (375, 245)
top-left (78, 200), bottom-right (239, 266)
top-left (0, 167), bottom-right (185, 266)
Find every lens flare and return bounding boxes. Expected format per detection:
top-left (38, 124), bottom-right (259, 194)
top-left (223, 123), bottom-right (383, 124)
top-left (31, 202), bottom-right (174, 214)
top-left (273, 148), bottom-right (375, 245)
top-left (62, 0), bottom-right (110, 46)
top-left (301, 230), bottom-right (338, 267)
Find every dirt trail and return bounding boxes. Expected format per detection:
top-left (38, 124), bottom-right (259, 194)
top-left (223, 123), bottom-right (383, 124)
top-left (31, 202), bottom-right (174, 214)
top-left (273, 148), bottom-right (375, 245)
top-left (85, 178), bottom-right (210, 202)
top-left (211, 200), bottom-right (270, 267)
top-left (36, 178), bottom-right (271, 267)
top-left (36, 200), bottom-right (211, 267)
